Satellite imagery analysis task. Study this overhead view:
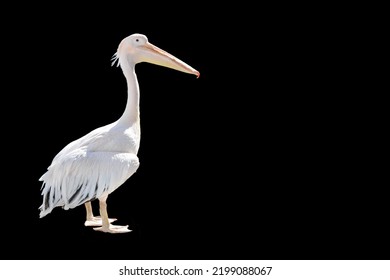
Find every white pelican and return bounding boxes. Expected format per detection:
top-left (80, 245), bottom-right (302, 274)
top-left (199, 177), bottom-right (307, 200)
top-left (39, 33), bottom-right (199, 233)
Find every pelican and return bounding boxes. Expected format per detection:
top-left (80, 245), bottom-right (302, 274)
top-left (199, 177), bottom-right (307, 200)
top-left (39, 33), bottom-right (199, 233)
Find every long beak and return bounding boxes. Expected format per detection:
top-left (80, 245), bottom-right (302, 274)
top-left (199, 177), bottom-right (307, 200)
top-left (140, 42), bottom-right (200, 78)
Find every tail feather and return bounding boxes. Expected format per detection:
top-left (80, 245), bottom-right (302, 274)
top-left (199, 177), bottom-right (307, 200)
top-left (39, 177), bottom-right (64, 218)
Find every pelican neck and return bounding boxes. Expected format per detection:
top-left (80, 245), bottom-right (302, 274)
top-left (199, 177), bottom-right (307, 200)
top-left (117, 59), bottom-right (140, 126)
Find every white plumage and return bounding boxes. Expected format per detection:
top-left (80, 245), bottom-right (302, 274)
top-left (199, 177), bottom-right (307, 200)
top-left (39, 33), bottom-right (199, 233)
top-left (39, 123), bottom-right (140, 216)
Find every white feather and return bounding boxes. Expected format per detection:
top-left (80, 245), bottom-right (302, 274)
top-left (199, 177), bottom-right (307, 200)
top-left (111, 52), bottom-right (120, 67)
top-left (39, 121), bottom-right (140, 218)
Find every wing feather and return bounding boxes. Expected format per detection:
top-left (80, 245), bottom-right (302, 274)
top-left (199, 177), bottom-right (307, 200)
top-left (39, 148), bottom-right (139, 218)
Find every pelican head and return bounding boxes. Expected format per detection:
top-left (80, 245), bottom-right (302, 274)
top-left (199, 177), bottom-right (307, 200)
top-left (114, 33), bottom-right (199, 78)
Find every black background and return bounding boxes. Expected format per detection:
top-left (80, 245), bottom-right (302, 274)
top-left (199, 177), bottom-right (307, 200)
top-left (2, 4), bottom-right (387, 260)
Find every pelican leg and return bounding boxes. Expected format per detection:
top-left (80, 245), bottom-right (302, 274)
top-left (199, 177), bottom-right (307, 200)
top-left (84, 201), bottom-right (117, 227)
top-left (93, 196), bottom-right (131, 233)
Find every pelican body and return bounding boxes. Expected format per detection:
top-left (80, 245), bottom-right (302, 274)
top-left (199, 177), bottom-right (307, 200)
top-left (39, 34), bottom-right (199, 233)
